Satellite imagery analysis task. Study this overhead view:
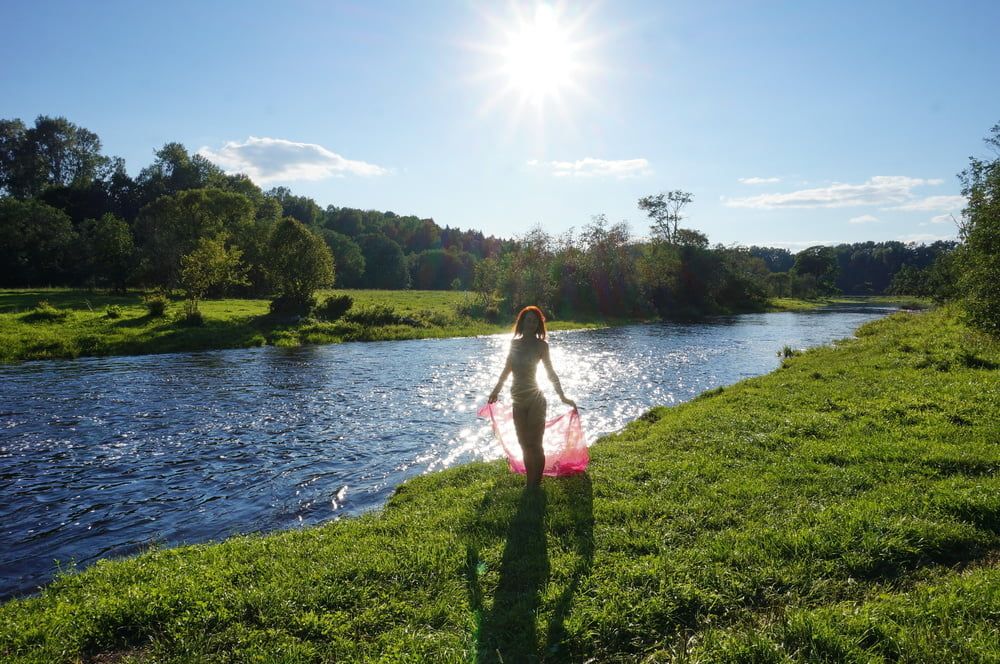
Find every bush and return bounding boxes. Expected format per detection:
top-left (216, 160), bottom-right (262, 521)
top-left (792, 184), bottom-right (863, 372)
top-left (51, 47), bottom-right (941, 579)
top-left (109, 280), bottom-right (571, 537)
top-left (177, 300), bottom-right (205, 326)
top-left (456, 294), bottom-right (502, 323)
top-left (343, 304), bottom-right (406, 327)
top-left (268, 293), bottom-right (316, 317)
top-left (144, 294), bottom-right (169, 318)
top-left (317, 294), bottom-right (353, 322)
top-left (104, 305), bottom-right (123, 319)
top-left (21, 300), bottom-right (69, 323)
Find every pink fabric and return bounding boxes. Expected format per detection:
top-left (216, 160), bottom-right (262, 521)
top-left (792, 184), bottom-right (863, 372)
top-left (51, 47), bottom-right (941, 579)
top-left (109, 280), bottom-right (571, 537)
top-left (477, 402), bottom-right (588, 476)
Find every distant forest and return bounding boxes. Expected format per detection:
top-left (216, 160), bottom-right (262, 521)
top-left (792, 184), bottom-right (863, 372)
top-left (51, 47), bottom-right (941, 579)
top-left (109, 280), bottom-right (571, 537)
top-left (1, 115), bottom-right (959, 318)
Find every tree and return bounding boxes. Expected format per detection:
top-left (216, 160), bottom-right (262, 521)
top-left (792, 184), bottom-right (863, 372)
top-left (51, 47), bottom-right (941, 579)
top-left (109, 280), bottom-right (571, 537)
top-left (0, 198), bottom-right (75, 286)
top-left (79, 213), bottom-right (135, 292)
top-left (749, 246), bottom-right (795, 273)
top-left (179, 235), bottom-right (248, 311)
top-left (134, 188), bottom-right (256, 288)
top-left (579, 215), bottom-right (639, 316)
top-left (266, 186), bottom-right (323, 226)
top-left (410, 248), bottom-right (475, 290)
top-left (501, 226), bottom-right (555, 313)
top-left (956, 122), bottom-right (1000, 334)
top-left (135, 142), bottom-right (227, 208)
top-left (793, 246), bottom-right (839, 294)
top-left (638, 190), bottom-right (693, 243)
top-left (268, 217), bottom-right (335, 312)
top-left (0, 115), bottom-right (108, 198)
top-left (675, 228), bottom-right (709, 249)
top-left (358, 233), bottom-right (410, 289)
top-left (320, 229), bottom-right (366, 287)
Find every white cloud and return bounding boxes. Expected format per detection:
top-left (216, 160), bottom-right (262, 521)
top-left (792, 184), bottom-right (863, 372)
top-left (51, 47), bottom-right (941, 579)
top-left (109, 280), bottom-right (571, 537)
top-left (929, 213), bottom-right (957, 225)
top-left (754, 240), bottom-right (840, 250)
top-left (724, 176), bottom-right (942, 209)
top-left (529, 157), bottom-right (651, 178)
top-left (848, 214), bottom-right (880, 224)
top-left (898, 233), bottom-right (957, 244)
top-left (198, 136), bottom-right (388, 184)
top-left (738, 176), bottom-right (781, 184)
top-left (886, 195), bottom-right (966, 212)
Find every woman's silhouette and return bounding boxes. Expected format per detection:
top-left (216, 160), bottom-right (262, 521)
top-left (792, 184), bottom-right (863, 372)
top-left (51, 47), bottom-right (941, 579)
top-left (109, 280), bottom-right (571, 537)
top-left (488, 306), bottom-right (576, 487)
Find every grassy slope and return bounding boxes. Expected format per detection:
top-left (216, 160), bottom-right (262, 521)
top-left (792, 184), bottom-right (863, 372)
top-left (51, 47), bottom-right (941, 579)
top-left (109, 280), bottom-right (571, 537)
top-left (1, 306), bottom-right (997, 662)
top-left (0, 289), bottom-right (609, 363)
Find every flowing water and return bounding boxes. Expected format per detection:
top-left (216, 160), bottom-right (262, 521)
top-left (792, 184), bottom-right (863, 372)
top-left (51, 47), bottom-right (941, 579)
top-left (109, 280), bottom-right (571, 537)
top-left (0, 305), bottom-right (898, 599)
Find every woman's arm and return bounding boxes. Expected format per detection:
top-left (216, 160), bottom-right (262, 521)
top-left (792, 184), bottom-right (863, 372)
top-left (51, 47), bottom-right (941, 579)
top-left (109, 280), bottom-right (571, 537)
top-left (541, 342), bottom-right (577, 409)
top-left (488, 353), bottom-right (512, 403)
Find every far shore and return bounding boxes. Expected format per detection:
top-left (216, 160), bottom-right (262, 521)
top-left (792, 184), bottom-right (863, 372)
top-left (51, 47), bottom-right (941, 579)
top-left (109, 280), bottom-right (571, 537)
top-left (0, 288), bottom-right (929, 364)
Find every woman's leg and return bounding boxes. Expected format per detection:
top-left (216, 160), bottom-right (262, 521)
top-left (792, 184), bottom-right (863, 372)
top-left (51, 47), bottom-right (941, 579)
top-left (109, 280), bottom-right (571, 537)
top-left (514, 395), bottom-right (546, 487)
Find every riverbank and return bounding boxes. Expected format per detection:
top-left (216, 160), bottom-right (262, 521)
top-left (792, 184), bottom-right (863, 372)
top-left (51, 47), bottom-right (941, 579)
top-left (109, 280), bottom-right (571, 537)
top-left (0, 289), bottom-right (924, 364)
top-left (767, 294), bottom-right (931, 312)
top-left (0, 289), bottom-right (611, 363)
top-left (1, 305), bottom-right (996, 662)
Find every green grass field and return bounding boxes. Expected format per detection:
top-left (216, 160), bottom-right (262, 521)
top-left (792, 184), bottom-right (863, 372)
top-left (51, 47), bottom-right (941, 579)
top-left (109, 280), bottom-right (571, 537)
top-left (1, 305), bottom-right (997, 662)
top-left (0, 289), bottom-right (614, 363)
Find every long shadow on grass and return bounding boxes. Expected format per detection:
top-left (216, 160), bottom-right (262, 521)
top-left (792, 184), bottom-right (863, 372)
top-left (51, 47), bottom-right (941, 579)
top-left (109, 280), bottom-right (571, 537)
top-left (465, 474), bottom-right (593, 663)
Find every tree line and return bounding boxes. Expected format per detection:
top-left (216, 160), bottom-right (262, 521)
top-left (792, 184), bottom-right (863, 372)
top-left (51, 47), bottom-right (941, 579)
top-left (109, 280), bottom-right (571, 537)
top-left (467, 200), bottom-right (959, 321)
top-left (1, 114), bottom-right (994, 332)
top-left (0, 116), bottom-right (508, 305)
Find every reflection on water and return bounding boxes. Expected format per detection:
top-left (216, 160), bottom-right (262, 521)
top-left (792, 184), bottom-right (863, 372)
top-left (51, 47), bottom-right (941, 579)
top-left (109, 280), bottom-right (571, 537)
top-left (0, 306), bottom-right (895, 598)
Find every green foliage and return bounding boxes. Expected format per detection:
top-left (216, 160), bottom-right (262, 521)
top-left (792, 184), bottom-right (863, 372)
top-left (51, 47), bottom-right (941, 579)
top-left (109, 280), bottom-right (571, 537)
top-left (143, 293), bottom-right (169, 318)
top-left (358, 233), bottom-right (409, 289)
top-left (268, 217), bottom-right (335, 314)
top-left (638, 189), bottom-right (693, 243)
top-left (409, 248), bottom-right (475, 290)
top-left (78, 213), bottom-right (136, 292)
top-left (103, 305), bottom-right (122, 319)
top-left (266, 186), bottom-right (324, 225)
top-left (1, 308), bottom-right (997, 662)
top-left (343, 303), bottom-right (407, 326)
top-left (319, 229), bottom-right (365, 287)
top-left (177, 300), bottom-right (205, 327)
top-left (957, 122), bottom-right (1000, 334)
top-left (0, 115), bottom-right (107, 198)
top-left (134, 142), bottom-right (230, 207)
top-left (316, 294), bottom-right (353, 322)
top-left (456, 291), bottom-right (503, 322)
top-left (0, 198), bottom-right (75, 286)
top-left (21, 300), bottom-right (68, 322)
top-left (178, 235), bottom-right (248, 310)
top-left (793, 245), bottom-right (840, 294)
top-left (134, 187), bottom-right (257, 289)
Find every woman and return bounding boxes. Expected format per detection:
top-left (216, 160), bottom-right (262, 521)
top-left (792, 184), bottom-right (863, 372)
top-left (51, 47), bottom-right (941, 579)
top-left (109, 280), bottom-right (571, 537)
top-left (488, 306), bottom-right (577, 487)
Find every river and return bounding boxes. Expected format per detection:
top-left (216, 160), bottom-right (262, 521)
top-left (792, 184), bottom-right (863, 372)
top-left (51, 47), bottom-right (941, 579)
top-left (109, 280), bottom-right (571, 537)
top-left (0, 305), bottom-right (897, 599)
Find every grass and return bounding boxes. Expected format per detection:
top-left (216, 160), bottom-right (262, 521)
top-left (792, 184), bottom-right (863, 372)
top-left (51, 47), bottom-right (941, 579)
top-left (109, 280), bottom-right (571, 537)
top-left (0, 289), bottom-right (611, 363)
top-left (767, 295), bottom-right (932, 312)
top-left (1, 288), bottom-right (928, 364)
top-left (0, 305), bottom-right (997, 662)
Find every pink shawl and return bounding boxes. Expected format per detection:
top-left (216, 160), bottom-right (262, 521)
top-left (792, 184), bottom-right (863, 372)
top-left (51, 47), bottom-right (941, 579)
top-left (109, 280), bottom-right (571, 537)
top-left (477, 402), bottom-right (588, 476)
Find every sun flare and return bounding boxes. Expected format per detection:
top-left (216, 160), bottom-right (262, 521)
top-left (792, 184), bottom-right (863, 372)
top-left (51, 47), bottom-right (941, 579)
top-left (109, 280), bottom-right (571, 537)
top-left (501, 4), bottom-right (578, 105)
top-left (472, 1), bottom-right (598, 128)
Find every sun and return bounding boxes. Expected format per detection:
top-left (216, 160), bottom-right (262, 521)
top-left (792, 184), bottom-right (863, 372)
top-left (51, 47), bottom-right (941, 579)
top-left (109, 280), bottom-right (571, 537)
top-left (471, 2), bottom-right (598, 128)
top-left (500, 4), bottom-right (579, 106)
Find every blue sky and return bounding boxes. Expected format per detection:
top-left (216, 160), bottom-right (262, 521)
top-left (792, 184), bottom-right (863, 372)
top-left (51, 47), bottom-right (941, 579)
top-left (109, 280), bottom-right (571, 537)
top-left (3, 0), bottom-right (998, 248)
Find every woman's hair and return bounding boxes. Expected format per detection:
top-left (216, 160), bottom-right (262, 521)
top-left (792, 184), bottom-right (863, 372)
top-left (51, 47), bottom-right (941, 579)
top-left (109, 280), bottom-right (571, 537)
top-left (513, 305), bottom-right (547, 340)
